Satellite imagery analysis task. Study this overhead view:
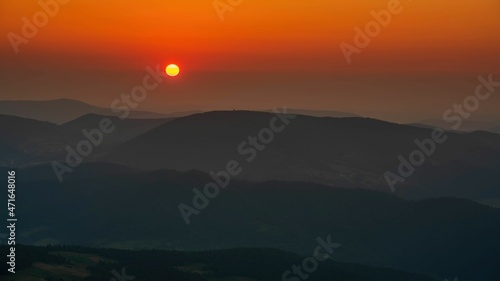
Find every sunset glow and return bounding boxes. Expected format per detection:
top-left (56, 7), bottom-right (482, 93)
top-left (0, 0), bottom-right (499, 120)
top-left (1, 0), bottom-right (499, 72)
top-left (1, 2), bottom-right (500, 278)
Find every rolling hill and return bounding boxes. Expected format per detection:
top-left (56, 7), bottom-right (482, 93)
top-left (0, 245), bottom-right (438, 281)
top-left (104, 110), bottom-right (500, 201)
top-left (0, 114), bottom-right (68, 166)
top-left (489, 125), bottom-right (500, 134)
top-left (0, 99), bottom-right (195, 124)
top-left (0, 114), bottom-right (172, 167)
top-left (5, 164), bottom-right (500, 281)
top-left (61, 113), bottom-right (174, 144)
top-left (416, 114), bottom-right (500, 132)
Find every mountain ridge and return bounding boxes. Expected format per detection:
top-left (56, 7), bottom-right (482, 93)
top-left (0, 99), bottom-right (195, 124)
top-left (6, 164), bottom-right (499, 280)
top-left (104, 110), bottom-right (500, 201)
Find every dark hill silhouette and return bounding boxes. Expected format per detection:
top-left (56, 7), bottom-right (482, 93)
top-left (489, 124), bottom-right (500, 134)
top-left (416, 117), bottom-right (494, 132)
top-left (62, 113), bottom-right (174, 143)
top-left (0, 114), bottom-right (172, 166)
top-left (0, 245), bottom-right (438, 281)
top-left (0, 114), bottom-right (61, 144)
top-left (8, 164), bottom-right (500, 281)
top-left (0, 99), bottom-right (196, 124)
top-left (0, 114), bottom-right (68, 165)
top-left (416, 114), bottom-right (500, 132)
top-left (104, 110), bottom-right (500, 201)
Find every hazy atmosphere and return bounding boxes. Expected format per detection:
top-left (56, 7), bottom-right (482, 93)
top-left (1, 0), bottom-right (500, 121)
top-left (1, 1), bottom-right (500, 281)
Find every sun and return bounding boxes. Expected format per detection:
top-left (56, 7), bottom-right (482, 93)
top-left (165, 64), bottom-right (180, 77)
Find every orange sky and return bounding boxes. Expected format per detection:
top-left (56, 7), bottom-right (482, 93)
top-left (1, 0), bottom-right (499, 120)
top-left (2, 0), bottom-right (499, 70)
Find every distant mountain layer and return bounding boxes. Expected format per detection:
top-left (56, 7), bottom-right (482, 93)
top-left (2, 110), bottom-right (500, 201)
top-left (6, 164), bottom-right (500, 281)
top-left (489, 125), bottom-right (500, 134)
top-left (416, 117), bottom-right (500, 132)
top-left (104, 110), bottom-right (500, 201)
top-left (61, 113), bottom-right (174, 144)
top-left (0, 99), bottom-right (196, 124)
top-left (0, 113), bottom-right (172, 166)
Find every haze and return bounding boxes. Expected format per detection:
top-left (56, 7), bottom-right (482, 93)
top-left (1, 0), bottom-right (499, 122)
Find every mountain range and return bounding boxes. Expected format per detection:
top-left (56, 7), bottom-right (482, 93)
top-left (0, 113), bottom-right (172, 166)
top-left (0, 99), bottom-right (196, 124)
top-left (0, 245), bottom-right (439, 281)
top-left (2, 109), bottom-right (500, 203)
top-left (489, 124), bottom-right (500, 134)
top-left (104, 110), bottom-right (500, 202)
top-left (416, 116), bottom-right (500, 134)
top-left (5, 164), bottom-right (499, 281)
top-left (1, 101), bottom-right (500, 280)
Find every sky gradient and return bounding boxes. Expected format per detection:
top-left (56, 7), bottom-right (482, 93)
top-left (1, 0), bottom-right (499, 121)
